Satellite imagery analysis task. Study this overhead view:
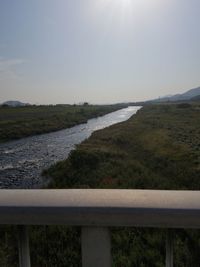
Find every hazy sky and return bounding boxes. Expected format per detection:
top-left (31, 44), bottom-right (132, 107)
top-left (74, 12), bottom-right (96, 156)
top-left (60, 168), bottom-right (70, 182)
top-left (0, 0), bottom-right (200, 104)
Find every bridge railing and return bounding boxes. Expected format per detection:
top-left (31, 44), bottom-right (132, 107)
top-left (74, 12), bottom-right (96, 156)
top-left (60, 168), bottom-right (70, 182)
top-left (0, 189), bottom-right (200, 267)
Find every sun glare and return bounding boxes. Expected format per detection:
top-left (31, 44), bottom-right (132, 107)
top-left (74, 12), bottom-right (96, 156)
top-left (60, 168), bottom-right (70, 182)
top-left (103, 0), bottom-right (161, 9)
top-left (89, 0), bottom-right (164, 31)
top-left (108, 0), bottom-right (132, 8)
top-left (118, 0), bottom-right (132, 6)
top-left (95, 0), bottom-right (160, 13)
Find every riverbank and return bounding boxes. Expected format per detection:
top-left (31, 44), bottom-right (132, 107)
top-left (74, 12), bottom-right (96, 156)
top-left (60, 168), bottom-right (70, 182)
top-left (0, 106), bottom-right (140, 189)
top-left (0, 104), bottom-right (127, 143)
top-left (41, 102), bottom-right (200, 267)
top-left (46, 102), bottom-right (200, 190)
top-left (1, 102), bottom-right (200, 266)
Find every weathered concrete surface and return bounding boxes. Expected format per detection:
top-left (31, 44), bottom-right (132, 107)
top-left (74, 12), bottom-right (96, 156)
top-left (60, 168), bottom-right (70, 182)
top-left (0, 189), bottom-right (200, 228)
top-left (18, 226), bottom-right (31, 267)
top-left (82, 227), bottom-right (111, 267)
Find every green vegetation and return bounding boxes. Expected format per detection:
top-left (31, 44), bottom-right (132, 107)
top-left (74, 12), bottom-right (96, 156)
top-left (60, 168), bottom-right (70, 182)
top-left (46, 102), bottom-right (200, 190)
top-left (0, 104), bottom-right (127, 143)
top-left (1, 102), bottom-right (200, 266)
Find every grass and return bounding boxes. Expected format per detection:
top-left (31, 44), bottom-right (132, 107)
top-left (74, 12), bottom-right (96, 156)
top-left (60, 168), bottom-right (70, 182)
top-left (46, 102), bottom-right (200, 191)
top-left (42, 102), bottom-right (200, 267)
top-left (0, 104), bottom-right (127, 143)
top-left (1, 102), bottom-right (200, 266)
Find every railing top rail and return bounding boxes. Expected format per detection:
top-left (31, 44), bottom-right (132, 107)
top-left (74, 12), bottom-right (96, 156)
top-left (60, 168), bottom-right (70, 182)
top-left (0, 189), bottom-right (200, 228)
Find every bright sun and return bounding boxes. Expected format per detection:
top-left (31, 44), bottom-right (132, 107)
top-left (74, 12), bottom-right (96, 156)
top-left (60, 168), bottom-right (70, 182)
top-left (122, 0), bottom-right (131, 4)
top-left (91, 0), bottom-right (162, 27)
top-left (112, 0), bottom-right (132, 7)
top-left (119, 0), bottom-right (131, 4)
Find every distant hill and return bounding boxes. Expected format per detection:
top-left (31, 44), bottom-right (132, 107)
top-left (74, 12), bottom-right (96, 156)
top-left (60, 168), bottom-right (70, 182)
top-left (1, 100), bottom-right (30, 107)
top-left (181, 87), bottom-right (200, 99)
top-left (190, 94), bottom-right (200, 101)
top-left (149, 86), bottom-right (200, 103)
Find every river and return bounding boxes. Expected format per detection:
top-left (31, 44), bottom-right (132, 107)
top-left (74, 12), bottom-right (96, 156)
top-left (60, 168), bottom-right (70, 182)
top-left (0, 106), bottom-right (141, 189)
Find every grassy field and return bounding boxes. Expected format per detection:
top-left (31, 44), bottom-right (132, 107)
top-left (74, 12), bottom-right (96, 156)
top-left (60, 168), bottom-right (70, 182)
top-left (0, 104), bottom-right (127, 143)
top-left (46, 102), bottom-right (200, 191)
top-left (1, 102), bottom-right (200, 266)
top-left (43, 102), bottom-right (200, 267)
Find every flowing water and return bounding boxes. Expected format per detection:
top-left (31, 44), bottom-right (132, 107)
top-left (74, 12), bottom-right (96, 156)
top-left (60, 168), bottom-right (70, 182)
top-left (0, 106), bottom-right (141, 188)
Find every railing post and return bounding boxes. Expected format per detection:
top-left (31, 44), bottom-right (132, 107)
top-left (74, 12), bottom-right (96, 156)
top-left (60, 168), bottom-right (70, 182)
top-left (166, 229), bottom-right (173, 267)
top-left (81, 227), bottom-right (111, 267)
top-left (18, 226), bottom-right (31, 267)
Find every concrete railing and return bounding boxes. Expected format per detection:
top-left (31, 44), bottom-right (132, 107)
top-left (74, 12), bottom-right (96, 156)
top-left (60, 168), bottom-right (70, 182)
top-left (1, 189), bottom-right (200, 267)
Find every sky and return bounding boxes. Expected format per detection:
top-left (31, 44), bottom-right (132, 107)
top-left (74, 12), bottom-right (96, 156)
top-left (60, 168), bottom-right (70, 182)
top-left (0, 0), bottom-right (200, 104)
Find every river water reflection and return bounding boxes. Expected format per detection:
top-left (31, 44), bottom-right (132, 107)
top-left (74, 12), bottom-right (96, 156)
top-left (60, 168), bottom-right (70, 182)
top-left (0, 106), bottom-right (141, 188)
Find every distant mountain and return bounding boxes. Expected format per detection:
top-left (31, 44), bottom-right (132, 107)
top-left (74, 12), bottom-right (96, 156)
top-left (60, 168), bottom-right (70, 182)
top-left (181, 87), bottom-right (200, 99)
top-left (149, 86), bottom-right (200, 103)
top-left (190, 95), bottom-right (200, 101)
top-left (2, 100), bottom-right (30, 107)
